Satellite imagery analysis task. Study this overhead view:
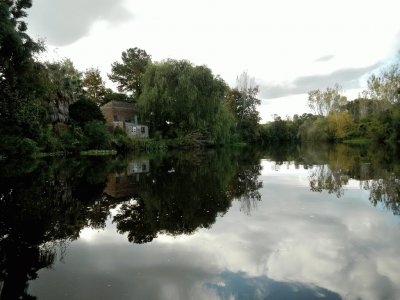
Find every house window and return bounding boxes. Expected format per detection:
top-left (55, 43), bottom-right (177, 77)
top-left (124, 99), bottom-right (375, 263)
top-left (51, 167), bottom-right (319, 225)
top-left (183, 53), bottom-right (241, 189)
top-left (132, 127), bottom-right (137, 134)
top-left (141, 127), bottom-right (146, 133)
top-left (125, 117), bottom-right (131, 123)
top-left (142, 164), bottom-right (147, 171)
top-left (113, 115), bottom-right (118, 121)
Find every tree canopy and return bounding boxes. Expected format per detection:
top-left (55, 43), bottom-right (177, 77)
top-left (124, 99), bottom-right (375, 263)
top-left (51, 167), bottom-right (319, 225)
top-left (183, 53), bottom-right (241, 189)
top-left (307, 84), bottom-right (347, 116)
top-left (82, 68), bottom-right (106, 104)
top-left (138, 59), bottom-right (233, 143)
top-left (108, 47), bottom-right (152, 99)
top-left (227, 72), bottom-right (261, 142)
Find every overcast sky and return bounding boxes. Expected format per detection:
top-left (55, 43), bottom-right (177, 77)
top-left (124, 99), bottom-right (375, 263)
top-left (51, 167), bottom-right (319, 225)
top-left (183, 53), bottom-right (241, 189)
top-left (26, 0), bottom-right (400, 121)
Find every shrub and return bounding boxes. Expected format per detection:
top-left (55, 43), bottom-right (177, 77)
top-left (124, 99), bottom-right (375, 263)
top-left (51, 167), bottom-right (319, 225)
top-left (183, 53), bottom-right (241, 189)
top-left (83, 121), bottom-right (111, 149)
top-left (0, 136), bottom-right (39, 158)
top-left (69, 97), bottom-right (105, 125)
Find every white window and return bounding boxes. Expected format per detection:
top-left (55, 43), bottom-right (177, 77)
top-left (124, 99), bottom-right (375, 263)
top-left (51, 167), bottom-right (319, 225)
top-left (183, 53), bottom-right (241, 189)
top-left (132, 127), bottom-right (137, 134)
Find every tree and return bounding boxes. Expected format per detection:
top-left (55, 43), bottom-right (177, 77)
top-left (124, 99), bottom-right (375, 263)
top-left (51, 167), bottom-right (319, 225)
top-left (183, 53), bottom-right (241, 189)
top-left (108, 47), bottom-right (152, 99)
top-left (0, 0), bottom-right (44, 133)
top-left (0, 0), bottom-right (42, 86)
top-left (82, 68), bottom-right (106, 104)
top-left (102, 88), bottom-right (133, 105)
top-left (362, 63), bottom-right (400, 107)
top-left (138, 59), bottom-right (233, 143)
top-left (69, 97), bottom-right (105, 125)
top-left (226, 72), bottom-right (261, 142)
top-left (308, 83), bottom-right (347, 116)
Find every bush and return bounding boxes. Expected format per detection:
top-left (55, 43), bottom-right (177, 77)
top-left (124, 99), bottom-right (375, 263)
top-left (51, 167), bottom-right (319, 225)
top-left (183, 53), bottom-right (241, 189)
top-left (59, 125), bottom-right (86, 153)
top-left (69, 97), bottom-right (105, 125)
top-left (0, 136), bottom-right (39, 158)
top-left (83, 121), bottom-right (111, 149)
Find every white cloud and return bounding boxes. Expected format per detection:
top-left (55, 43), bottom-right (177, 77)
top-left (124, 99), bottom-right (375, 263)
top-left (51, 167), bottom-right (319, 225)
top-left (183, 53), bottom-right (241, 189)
top-left (26, 0), bottom-right (400, 116)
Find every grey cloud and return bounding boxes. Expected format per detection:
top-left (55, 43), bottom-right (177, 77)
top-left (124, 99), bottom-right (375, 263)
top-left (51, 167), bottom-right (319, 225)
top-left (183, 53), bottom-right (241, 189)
top-left (315, 55), bottom-right (335, 62)
top-left (259, 62), bottom-right (382, 99)
top-left (27, 0), bottom-right (133, 46)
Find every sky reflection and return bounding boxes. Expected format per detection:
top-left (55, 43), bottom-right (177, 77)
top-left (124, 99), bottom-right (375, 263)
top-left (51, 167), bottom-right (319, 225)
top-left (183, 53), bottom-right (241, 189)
top-left (28, 160), bottom-right (400, 300)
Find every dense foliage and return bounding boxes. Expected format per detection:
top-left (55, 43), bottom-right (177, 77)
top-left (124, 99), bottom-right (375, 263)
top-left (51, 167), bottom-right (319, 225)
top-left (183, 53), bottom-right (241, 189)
top-left (138, 59), bottom-right (235, 144)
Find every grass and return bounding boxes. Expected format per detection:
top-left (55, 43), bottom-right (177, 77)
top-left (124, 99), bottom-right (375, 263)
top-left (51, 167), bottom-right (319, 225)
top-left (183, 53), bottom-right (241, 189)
top-left (33, 151), bottom-right (66, 158)
top-left (342, 138), bottom-right (372, 145)
top-left (231, 142), bottom-right (248, 148)
top-left (80, 150), bottom-right (117, 156)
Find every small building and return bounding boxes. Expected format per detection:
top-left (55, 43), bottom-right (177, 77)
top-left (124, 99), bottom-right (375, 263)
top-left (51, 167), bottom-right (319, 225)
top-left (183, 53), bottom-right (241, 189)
top-left (100, 101), bottom-right (149, 138)
top-left (104, 159), bottom-right (150, 198)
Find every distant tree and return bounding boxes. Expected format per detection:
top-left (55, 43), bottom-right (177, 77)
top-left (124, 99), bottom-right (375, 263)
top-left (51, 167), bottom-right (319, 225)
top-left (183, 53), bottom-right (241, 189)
top-left (362, 63), bottom-right (400, 107)
top-left (82, 68), bottom-right (106, 104)
top-left (226, 72), bottom-right (261, 142)
top-left (108, 47), bottom-right (152, 98)
top-left (308, 84), bottom-right (347, 116)
top-left (102, 89), bottom-right (133, 105)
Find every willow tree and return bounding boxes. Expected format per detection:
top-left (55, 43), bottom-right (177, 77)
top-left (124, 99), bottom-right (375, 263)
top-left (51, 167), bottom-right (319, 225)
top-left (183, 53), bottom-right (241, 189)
top-left (138, 59), bottom-right (234, 144)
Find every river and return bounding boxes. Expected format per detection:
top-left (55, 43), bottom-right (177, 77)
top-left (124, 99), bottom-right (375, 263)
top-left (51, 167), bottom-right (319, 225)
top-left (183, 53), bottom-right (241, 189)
top-left (1, 144), bottom-right (399, 299)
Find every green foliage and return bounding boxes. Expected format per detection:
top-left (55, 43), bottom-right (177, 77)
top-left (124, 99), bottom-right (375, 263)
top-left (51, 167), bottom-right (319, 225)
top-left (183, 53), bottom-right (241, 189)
top-left (102, 89), bottom-right (133, 105)
top-left (69, 97), bottom-right (105, 125)
top-left (0, 135), bottom-right (38, 158)
top-left (108, 47), bottom-right (152, 98)
top-left (138, 59), bottom-right (234, 144)
top-left (83, 121), bottom-right (111, 150)
top-left (111, 128), bottom-right (167, 152)
top-left (227, 72), bottom-right (261, 142)
top-left (58, 125), bottom-right (85, 152)
top-left (82, 67), bottom-right (106, 104)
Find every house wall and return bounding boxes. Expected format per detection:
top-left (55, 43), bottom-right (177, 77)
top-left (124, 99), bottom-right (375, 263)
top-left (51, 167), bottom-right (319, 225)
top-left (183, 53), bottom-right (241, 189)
top-left (125, 123), bottom-right (149, 138)
top-left (100, 101), bottom-right (148, 138)
top-left (100, 105), bottom-right (139, 124)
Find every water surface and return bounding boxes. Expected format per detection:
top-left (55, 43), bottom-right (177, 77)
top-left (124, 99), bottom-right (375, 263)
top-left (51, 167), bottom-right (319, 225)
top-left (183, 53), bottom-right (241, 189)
top-left (1, 144), bottom-right (399, 299)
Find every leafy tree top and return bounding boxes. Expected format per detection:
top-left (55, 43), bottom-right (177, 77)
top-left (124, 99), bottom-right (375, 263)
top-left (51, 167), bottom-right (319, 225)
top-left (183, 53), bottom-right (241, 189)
top-left (108, 47), bottom-right (152, 98)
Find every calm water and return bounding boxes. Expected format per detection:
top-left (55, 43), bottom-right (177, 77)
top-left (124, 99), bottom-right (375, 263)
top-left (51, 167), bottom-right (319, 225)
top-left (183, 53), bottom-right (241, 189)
top-left (1, 144), bottom-right (400, 300)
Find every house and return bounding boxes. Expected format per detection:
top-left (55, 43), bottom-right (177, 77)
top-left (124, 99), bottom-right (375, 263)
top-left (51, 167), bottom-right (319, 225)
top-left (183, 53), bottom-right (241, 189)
top-left (104, 159), bottom-right (150, 198)
top-left (100, 101), bottom-right (149, 138)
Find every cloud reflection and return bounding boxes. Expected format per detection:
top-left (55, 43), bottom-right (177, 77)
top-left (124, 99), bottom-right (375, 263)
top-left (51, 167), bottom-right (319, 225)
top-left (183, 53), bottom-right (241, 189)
top-left (29, 162), bottom-right (400, 300)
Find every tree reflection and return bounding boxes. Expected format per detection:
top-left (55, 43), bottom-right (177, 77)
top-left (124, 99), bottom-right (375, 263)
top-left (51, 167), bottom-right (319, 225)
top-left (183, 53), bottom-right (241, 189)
top-left (0, 157), bottom-right (123, 299)
top-left (309, 165), bottom-right (349, 198)
top-left (262, 143), bottom-right (400, 215)
top-left (0, 149), bottom-right (264, 296)
top-left (113, 149), bottom-right (263, 243)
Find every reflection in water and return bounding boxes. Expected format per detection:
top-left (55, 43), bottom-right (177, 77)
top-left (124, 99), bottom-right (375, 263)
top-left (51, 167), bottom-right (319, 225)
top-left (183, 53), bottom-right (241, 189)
top-left (112, 149), bottom-right (263, 243)
top-left (1, 143), bottom-right (400, 299)
top-left (263, 143), bottom-right (400, 215)
top-left (0, 149), bottom-right (263, 298)
top-left (0, 157), bottom-right (125, 299)
top-left (206, 271), bottom-right (342, 300)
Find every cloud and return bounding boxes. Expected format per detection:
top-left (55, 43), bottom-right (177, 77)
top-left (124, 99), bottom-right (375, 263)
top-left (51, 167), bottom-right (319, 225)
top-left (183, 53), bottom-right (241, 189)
top-left (26, 0), bottom-right (133, 46)
top-left (315, 55), bottom-right (335, 62)
top-left (259, 62), bottom-right (382, 99)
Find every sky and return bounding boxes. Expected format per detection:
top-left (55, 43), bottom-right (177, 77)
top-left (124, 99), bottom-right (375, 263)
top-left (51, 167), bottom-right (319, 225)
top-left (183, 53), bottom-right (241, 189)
top-left (26, 0), bottom-right (400, 122)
